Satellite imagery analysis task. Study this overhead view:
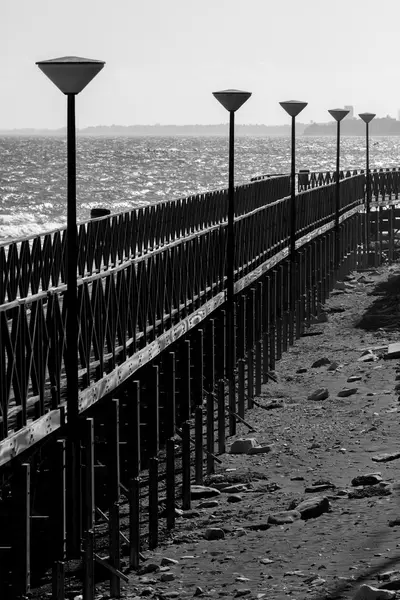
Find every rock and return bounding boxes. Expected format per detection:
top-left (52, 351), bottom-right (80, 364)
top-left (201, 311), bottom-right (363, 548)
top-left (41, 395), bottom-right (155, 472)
top-left (348, 483), bottom-right (392, 499)
top-left (297, 367), bottom-right (307, 373)
top-left (197, 500), bottom-right (219, 509)
top-left (161, 557), bottom-right (179, 566)
top-left (247, 445), bottom-right (273, 454)
top-left (353, 584), bottom-right (395, 599)
top-left (358, 276), bottom-right (374, 284)
top-left (347, 375), bottom-right (362, 382)
top-left (204, 528), bottom-right (225, 540)
top-left (194, 587), bottom-right (204, 596)
top-left (308, 388), bottom-right (329, 401)
top-left (138, 562), bottom-right (159, 575)
top-left (311, 312), bottom-right (328, 323)
top-left (235, 576), bottom-right (250, 582)
top-left (372, 452), bottom-right (400, 463)
top-left (160, 573), bottom-right (175, 582)
top-left (328, 361), bottom-right (340, 371)
top-left (338, 388), bottom-right (358, 397)
top-left (260, 558), bottom-right (274, 564)
top-left (262, 400), bottom-right (283, 409)
top-left (162, 593), bottom-right (180, 599)
top-left (386, 343), bottom-right (400, 359)
top-left (312, 357), bottom-right (331, 368)
top-left (235, 589), bottom-right (251, 597)
top-left (358, 350), bottom-right (378, 362)
top-left (140, 587), bottom-right (155, 596)
top-left (220, 484), bottom-right (248, 493)
top-left (328, 306), bottom-right (346, 313)
top-left (227, 494), bottom-right (243, 503)
top-left (378, 580), bottom-right (400, 590)
top-left (305, 484), bottom-right (334, 493)
top-left (230, 438), bottom-right (259, 454)
top-left (295, 496), bottom-right (331, 519)
top-left (290, 475), bottom-right (305, 481)
top-left (378, 571), bottom-right (400, 582)
top-left (182, 509), bottom-right (200, 518)
top-left (351, 473), bottom-right (383, 486)
top-left (388, 518), bottom-right (400, 527)
top-left (190, 485), bottom-right (221, 499)
top-left (268, 510), bottom-right (301, 524)
top-left (335, 281), bottom-right (346, 290)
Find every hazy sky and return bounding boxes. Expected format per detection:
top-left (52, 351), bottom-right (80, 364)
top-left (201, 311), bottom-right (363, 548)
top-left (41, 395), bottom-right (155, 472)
top-left (2, 0), bottom-right (399, 129)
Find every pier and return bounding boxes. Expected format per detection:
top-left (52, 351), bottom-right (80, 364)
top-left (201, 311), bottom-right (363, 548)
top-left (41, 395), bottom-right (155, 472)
top-left (1, 168), bottom-right (400, 598)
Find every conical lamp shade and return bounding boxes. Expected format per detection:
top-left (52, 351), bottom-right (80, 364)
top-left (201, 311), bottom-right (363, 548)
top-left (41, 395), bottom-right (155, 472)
top-left (328, 108), bottom-right (350, 122)
top-left (213, 89), bottom-right (251, 112)
top-left (36, 56), bottom-right (105, 94)
top-left (279, 100), bottom-right (308, 117)
top-left (359, 112), bottom-right (376, 124)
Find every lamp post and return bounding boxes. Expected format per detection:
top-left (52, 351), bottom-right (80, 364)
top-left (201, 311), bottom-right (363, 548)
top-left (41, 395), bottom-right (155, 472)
top-left (279, 100), bottom-right (307, 344)
top-left (212, 89), bottom-right (251, 431)
top-left (36, 56), bottom-right (105, 553)
top-left (279, 101), bottom-right (307, 260)
top-left (328, 108), bottom-right (349, 273)
top-left (359, 112), bottom-right (375, 265)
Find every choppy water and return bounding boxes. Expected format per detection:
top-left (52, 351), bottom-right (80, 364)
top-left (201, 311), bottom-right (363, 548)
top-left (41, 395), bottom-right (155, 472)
top-left (1, 135), bottom-right (399, 243)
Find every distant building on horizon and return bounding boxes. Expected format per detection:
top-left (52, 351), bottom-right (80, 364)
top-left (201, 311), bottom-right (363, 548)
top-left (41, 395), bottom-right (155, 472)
top-left (344, 105), bottom-right (354, 119)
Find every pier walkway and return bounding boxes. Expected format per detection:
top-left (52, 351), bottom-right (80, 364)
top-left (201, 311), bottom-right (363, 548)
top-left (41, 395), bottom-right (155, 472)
top-left (1, 168), bottom-right (400, 598)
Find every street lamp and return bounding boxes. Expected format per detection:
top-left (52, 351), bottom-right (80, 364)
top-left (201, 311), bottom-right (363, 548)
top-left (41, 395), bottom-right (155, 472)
top-left (328, 108), bottom-right (349, 272)
top-left (359, 112), bottom-right (375, 265)
top-left (213, 89), bottom-right (251, 431)
top-left (36, 55), bottom-right (105, 553)
top-left (279, 100), bottom-right (307, 260)
top-left (280, 100), bottom-right (307, 344)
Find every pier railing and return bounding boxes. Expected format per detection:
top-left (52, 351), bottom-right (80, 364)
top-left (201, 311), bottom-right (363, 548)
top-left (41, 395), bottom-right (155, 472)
top-left (0, 175), bottom-right (290, 305)
top-left (0, 174), bottom-right (364, 457)
top-left (297, 167), bottom-right (400, 202)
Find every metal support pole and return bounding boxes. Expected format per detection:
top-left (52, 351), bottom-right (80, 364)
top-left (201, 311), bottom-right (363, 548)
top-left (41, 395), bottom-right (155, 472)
top-left (290, 115), bottom-right (296, 261)
top-left (66, 92), bottom-right (81, 557)
top-left (66, 92), bottom-right (79, 425)
top-left (335, 120), bottom-right (341, 271)
top-left (366, 122), bottom-right (370, 264)
top-left (227, 110), bottom-right (235, 382)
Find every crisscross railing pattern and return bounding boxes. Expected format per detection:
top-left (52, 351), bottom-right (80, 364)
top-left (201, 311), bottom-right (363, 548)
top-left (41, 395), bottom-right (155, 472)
top-left (0, 174), bottom-right (365, 449)
top-left (0, 175), bottom-right (290, 306)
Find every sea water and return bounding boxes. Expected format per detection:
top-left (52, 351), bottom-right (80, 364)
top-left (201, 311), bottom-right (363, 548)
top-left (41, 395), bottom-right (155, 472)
top-left (1, 135), bottom-right (399, 244)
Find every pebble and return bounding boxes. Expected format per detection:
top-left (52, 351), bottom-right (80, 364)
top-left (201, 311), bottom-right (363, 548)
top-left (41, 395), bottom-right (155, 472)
top-left (197, 500), bottom-right (219, 509)
top-left (227, 494), bottom-right (243, 503)
top-left (297, 367), bottom-right (307, 373)
top-left (191, 485), bottom-right (221, 499)
top-left (230, 438), bottom-right (260, 453)
top-left (221, 484), bottom-right (249, 493)
top-left (347, 375), bottom-right (362, 382)
top-left (372, 452), bottom-right (400, 463)
top-left (182, 509), bottom-right (201, 518)
top-left (338, 387), bottom-right (358, 397)
top-left (308, 387), bottom-right (329, 401)
top-left (352, 473), bottom-right (382, 486)
top-left (311, 357), bottom-right (331, 368)
top-left (268, 510), bottom-right (301, 524)
top-left (138, 562), bottom-right (159, 575)
top-left (295, 496), bottom-right (331, 519)
top-left (161, 557), bottom-right (179, 566)
top-left (160, 573), bottom-right (175, 582)
top-left (204, 527), bottom-right (225, 540)
top-left (247, 445), bottom-right (273, 454)
top-left (353, 584), bottom-right (395, 599)
top-left (328, 361), bottom-right (340, 371)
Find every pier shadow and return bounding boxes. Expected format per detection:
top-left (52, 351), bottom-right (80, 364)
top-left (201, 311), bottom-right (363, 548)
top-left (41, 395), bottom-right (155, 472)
top-left (355, 271), bottom-right (400, 331)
